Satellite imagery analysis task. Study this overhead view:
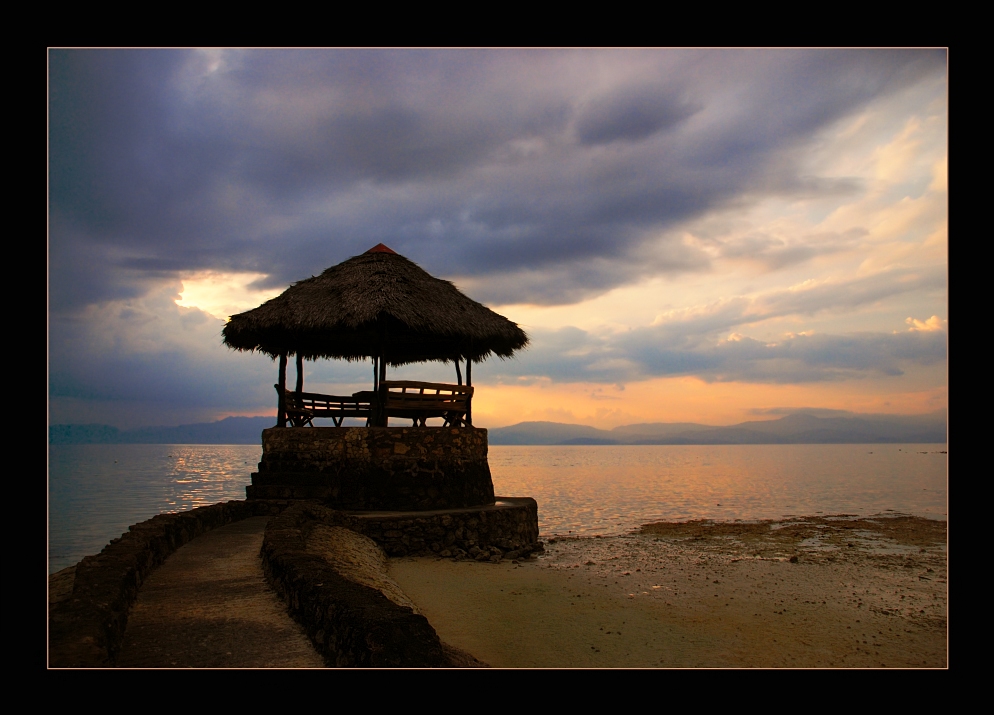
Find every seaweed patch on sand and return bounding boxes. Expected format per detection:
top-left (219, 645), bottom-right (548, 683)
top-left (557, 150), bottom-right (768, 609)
top-left (637, 514), bottom-right (947, 559)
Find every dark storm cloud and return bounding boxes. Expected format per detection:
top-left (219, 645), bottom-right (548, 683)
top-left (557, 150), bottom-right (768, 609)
top-left (488, 324), bottom-right (947, 385)
top-left (47, 299), bottom-right (374, 414)
top-left (50, 48), bottom-right (946, 312)
top-left (484, 265), bottom-right (947, 385)
top-left (575, 86), bottom-right (699, 145)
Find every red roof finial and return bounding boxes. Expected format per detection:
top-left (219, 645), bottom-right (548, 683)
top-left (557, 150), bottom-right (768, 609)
top-left (365, 243), bottom-right (397, 254)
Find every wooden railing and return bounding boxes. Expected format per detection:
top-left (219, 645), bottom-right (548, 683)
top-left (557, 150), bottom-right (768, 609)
top-left (381, 381), bottom-right (473, 427)
top-left (276, 385), bottom-right (375, 427)
top-left (276, 381), bottom-right (473, 427)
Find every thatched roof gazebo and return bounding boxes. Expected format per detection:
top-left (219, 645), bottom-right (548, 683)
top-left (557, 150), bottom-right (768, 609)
top-left (222, 244), bottom-right (528, 428)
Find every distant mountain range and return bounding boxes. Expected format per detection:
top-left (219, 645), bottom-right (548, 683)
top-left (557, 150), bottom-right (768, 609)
top-left (487, 411), bottom-right (947, 445)
top-left (48, 416), bottom-right (279, 444)
top-left (49, 411), bottom-right (946, 445)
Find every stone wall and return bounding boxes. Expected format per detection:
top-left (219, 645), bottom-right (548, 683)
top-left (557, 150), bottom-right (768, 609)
top-left (260, 503), bottom-right (452, 667)
top-left (248, 427), bottom-right (495, 510)
top-left (48, 499), bottom-right (290, 668)
top-left (339, 497), bottom-right (541, 558)
top-left (50, 494), bottom-right (541, 667)
top-left (258, 500), bottom-right (540, 666)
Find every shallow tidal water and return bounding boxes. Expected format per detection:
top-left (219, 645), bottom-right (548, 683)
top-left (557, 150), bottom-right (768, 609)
top-left (48, 442), bottom-right (946, 574)
top-left (489, 444), bottom-right (948, 538)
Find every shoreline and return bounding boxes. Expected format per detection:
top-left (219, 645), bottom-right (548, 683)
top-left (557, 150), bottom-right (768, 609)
top-left (50, 508), bottom-right (947, 668)
top-left (388, 513), bottom-right (947, 668)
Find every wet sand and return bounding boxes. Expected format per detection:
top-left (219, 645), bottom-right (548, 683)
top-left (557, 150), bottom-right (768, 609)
top-left (388, 514), bottom-right (947, 668)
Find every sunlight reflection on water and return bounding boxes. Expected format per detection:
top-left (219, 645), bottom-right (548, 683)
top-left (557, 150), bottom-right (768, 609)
top-left (49, 443), bottom-right (946, 573)
top-left (489, 444), bottom-right (947, 538)
top-left (49, 444), bottom-right (261, 573)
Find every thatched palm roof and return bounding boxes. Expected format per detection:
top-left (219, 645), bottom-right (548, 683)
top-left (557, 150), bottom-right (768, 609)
top-left (222, 244), bottom-right (529, 365)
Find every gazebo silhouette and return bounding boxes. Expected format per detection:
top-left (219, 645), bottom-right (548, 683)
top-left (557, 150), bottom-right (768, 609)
top-left (222, 243), bottom-right (528, 429)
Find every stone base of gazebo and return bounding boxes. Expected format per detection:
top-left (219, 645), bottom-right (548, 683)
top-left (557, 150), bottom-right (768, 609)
top-left (247, 426), bottom-right (497, 511)
top-left (310, 497), bottom-right (540, 558)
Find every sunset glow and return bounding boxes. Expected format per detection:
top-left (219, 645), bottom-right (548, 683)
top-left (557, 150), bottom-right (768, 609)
top-left (49, 49), bottom-right (947, 429)
top-left (175, 272), bottom-right (283, 321)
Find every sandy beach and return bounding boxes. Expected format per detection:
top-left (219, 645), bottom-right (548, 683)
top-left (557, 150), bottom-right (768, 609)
top-left (388, 514), bottom-right (947, 668)
top-left (51, 510), bottom-right (946, 668)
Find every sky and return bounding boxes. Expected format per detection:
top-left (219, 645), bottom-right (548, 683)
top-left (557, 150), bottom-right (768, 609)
top-left (48, 49), bottom-right (948, 429)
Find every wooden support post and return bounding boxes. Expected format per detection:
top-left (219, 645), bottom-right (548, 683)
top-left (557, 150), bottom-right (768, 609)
top-left (466, 359), bottom-right (472, 427)
top-left (277, 352), bottom-right (288, 428)
top-left (455, 358), bottom-right (462, 386)
top-left (378, 354), bottom-right (388, 426)
top-left (295, 353), bottom-right (304, 394)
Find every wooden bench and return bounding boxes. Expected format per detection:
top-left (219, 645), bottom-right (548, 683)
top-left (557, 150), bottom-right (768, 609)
top-left (276, 385), bottom-right (376, 427)
top-left (381, 380), bottom-right (473, 427)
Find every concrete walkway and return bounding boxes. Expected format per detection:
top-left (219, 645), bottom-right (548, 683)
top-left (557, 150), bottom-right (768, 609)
top-left (115, 516), bottom-right (324, 668)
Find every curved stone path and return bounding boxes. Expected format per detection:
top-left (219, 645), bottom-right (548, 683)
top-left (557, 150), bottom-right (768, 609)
top-left (116, 516), bottom-right (324, 668)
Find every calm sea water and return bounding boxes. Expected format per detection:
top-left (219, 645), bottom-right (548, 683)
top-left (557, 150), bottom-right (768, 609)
top-left (48, 443), bottom-right (947, 573)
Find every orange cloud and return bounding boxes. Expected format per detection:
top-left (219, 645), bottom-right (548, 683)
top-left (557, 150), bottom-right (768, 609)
top-left (906, 315), bottom-right (945, 332)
